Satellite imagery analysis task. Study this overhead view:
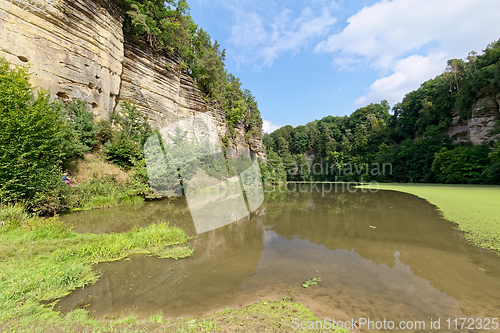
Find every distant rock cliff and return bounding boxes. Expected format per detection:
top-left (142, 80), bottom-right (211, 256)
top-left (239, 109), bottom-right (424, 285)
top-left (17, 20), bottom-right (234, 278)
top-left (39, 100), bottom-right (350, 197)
top-left (0, 0), bottom-right (264, 158)
top-left (446, 94), bottom-right (500, 145)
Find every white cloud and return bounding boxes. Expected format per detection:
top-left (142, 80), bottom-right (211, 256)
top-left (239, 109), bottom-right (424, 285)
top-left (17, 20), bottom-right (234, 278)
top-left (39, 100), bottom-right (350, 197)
top-left (355, 53), bottom-right (446, 105)
top-left (263, 120), bottom-right (281, 134)
top-left (316, 0), bottom-right (500, 105)
top-left (227, 1), bottom-right (337, 66)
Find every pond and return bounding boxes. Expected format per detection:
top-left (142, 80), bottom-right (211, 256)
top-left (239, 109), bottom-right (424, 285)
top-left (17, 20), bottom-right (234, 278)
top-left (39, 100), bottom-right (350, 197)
top-left (57, 185), bottom-right (500, 327)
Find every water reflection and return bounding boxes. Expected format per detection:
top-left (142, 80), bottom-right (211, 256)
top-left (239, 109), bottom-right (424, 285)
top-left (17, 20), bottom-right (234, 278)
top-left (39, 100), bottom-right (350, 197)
top-left (58, 186), bottom-right (500, 324)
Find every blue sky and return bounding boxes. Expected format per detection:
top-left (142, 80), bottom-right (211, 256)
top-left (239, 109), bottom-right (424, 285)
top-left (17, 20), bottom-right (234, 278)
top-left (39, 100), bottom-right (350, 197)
top-left (189, 0), bottom-right (500, 133)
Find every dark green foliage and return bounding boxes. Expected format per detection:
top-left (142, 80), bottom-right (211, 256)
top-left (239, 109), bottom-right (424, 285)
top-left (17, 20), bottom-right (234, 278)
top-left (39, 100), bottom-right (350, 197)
top-left (96, 120), bottom-right (113, 144)
top-left (350, 100), bottom-right (390, 127)
top-left (105, 102), bottom-right (153, 169)
top-left (223, 74), bottom-right (247, 135)
top-left (259, 151), bottom-right (286, 184)
top-left (432, 145), bottom-right (490, 184)
top-left (455, 40), bottom-right (500, 115)
top-left (389, 77), bottom-right (453, 141)
top-left (242, 89), bottom-right (263, 139)
top-left (190, 28), bottom-right (226, 100)
top-left (262, 133), bottom-right (274, 151)
top-left (60, 99), bottom-right (98, 149)
top-left (122, 0), bottom-right (192, 54)
top-left (51, 99), bottom-right (99, 164)
top-left (386, 136), bottom-right (452, 183)
top-left (292, 154), bottom-right (311, 181)
top-left (483, 142), bottom-right (500, 184)
top-left (112, 102), bottom-right (152, 146)
top-left (104, 134), bottom-right (144, 169)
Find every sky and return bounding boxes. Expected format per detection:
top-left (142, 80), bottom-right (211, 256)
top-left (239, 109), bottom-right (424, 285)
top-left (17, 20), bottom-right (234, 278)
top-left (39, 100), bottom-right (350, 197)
top-left (189, 0), bottom-right (500, 133)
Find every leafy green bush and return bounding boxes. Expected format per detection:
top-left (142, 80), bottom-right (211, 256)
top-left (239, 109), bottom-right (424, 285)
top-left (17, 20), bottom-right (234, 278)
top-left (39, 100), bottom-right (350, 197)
top-left (112, 102), bottom-right (152, 146)
top-left (30, 181), bottom-right (73, 215)
top-left (483, 142), bottom-right (500, 184)
top-left (260, 151), bottom-right (286, 184)
top-left (432, 145), bottom-right (490, 184)
top-left (122, 0), bottom-right (191, 54)
top-left (0, 59), bottom-right (68, 205)
top-left (105, 134), bottom-right (144, 168)
top-left (105, 102), bottom-right (152, 168)
top-left (96, 120), bottom-right (113, 144)
top-left (59, 99), bottom-right (98, 151)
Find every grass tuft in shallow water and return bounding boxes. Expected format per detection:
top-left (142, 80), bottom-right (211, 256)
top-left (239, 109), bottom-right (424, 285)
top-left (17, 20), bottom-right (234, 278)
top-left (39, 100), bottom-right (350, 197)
top-left (118, 194), bottom-right (145, 205)
top-left (149, 311), bottom-right (164, 323)
top-left (0, 203), bottom-right (193, 332)
top-left (77, 223), bottom-right (192, 262)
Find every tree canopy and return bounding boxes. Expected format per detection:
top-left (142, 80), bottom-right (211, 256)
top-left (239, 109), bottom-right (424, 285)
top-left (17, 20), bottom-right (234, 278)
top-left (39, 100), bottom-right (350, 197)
top-left (261, 38), bottom-right (500, 185)
top-left (121, 0), bottom-right (262, 140)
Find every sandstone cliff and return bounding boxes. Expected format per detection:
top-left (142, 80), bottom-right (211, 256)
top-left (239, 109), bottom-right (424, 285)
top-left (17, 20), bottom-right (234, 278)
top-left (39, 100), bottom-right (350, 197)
top-left (0, 0), bottom-right (264, 158)
top-left (446, 94), bottom-right (500, 145)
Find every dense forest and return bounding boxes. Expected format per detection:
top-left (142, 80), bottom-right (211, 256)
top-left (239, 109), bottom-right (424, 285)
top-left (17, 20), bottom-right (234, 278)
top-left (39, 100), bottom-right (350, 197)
top-left (261, 39), bottom-right (500, 185)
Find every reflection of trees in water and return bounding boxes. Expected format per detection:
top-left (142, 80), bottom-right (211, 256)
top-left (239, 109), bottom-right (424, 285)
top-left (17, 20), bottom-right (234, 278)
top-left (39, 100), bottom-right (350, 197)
top-left (263, 186), bottom-right (457, 257)
top-left (260, 187), bottom-right (500, 317)
top-left (60, 197), bottom-right (195, 234)
top-left (57, 211), bottom-right (265, 319)
top-left (59, 188), bottom-right (500, 319)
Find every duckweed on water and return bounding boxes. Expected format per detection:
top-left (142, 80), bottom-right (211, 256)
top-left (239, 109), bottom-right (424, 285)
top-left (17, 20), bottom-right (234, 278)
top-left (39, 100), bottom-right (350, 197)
top-left (302, 277), bottom-right (321, 288)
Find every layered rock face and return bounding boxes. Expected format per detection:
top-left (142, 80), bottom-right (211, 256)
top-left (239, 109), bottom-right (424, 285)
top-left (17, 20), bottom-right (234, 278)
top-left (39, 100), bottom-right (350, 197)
top-left (118, 41), bottom-right (264, 158)
top-left (0, 0), bottom-right (125, 119)
top-left (0, 0), bottom-right (264, 158)
top-left (446, 94), bottom-right (500, 144)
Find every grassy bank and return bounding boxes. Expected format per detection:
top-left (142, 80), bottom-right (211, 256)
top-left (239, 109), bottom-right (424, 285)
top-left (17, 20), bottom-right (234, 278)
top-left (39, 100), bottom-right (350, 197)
top-left (0, 204), bottom-right (348, 332)
top-left (34, 153), bottom-right (152, 214)
top-left (358, 183), bottom-right (500, 252)
top-left (0, 204), bottom-right (193, 332)
top-left (2, 299), bottom-right (347, 333)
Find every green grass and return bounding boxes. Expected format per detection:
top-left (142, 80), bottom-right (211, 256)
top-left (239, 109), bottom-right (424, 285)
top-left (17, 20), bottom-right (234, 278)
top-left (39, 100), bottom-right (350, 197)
top-left (160, 300), bottom-right (349, 333)
top-left (358, 183), bottom-right (500, 252)
top-left (118, 195), bottom-right (145, 205)
top-left (149, 311), bottom-right (164, 323)
top-left (0, 205), bottom-right (193, 332)
top-left (0, 202), bottom-right (29, 230)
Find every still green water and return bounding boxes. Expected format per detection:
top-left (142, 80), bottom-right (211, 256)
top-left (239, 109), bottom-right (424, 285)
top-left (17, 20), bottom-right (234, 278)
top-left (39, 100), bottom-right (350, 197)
top-left (57, 186), bottom-right (500, 326)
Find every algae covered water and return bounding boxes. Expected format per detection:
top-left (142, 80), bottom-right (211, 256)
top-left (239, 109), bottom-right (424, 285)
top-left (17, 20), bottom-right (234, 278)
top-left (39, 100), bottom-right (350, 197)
top-left (58, 186), bottom-right (500, 328)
